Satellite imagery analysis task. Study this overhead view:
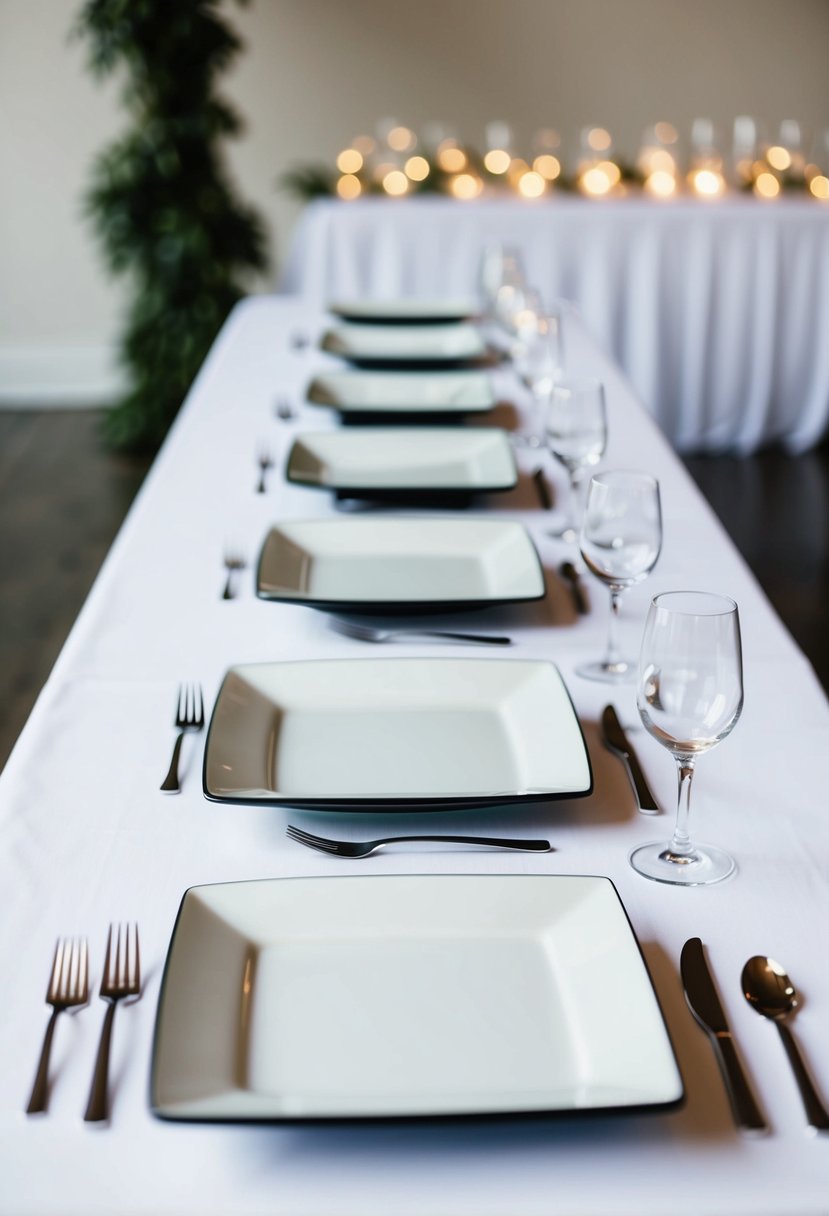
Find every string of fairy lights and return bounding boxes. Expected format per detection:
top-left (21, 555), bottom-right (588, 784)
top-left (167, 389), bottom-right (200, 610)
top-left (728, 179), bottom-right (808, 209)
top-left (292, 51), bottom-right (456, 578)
top-left (282, 119), bottom-right (829, 203)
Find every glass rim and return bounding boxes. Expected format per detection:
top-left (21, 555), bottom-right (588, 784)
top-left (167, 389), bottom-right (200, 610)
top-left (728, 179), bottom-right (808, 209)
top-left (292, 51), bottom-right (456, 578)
top-left (650, 590), bottom-right (738, 617)
top-left (587, 468), bottom-right (659, 489)
top-left (550, 376), bottom-right (604, 395)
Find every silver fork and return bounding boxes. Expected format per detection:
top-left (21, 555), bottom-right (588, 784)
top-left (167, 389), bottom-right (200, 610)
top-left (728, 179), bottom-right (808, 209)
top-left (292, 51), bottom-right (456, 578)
top-left (221, 546), bottom-right (247, 600)
top-left (160, 684), bottom-right (205, 793)
top-left (330, 619), bottom-right (511, 646)
top-left (275, 397), bottom-right (296, 421)
top-left (287, 824), bottom-right (553, 857)
top-left (84, 923), bottom-right (141, 1123)
top-left (255, 442), bottom-right (274, 493)
top-left (26, 938), bottom-right (89, 1114)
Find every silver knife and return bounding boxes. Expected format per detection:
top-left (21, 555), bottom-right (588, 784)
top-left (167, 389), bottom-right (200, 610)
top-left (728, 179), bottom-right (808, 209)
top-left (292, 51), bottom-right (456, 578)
top-left (601, 704), bottom-right (660, 814)
top-left (680, 937), bottom-right (768, 1133)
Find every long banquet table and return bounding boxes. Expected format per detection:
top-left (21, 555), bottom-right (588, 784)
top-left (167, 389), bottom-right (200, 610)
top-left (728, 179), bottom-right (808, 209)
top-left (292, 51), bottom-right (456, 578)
top-left (2, 294), bottom-right (829, 1215)
top-left (281, 196), bottom-right (829, 454)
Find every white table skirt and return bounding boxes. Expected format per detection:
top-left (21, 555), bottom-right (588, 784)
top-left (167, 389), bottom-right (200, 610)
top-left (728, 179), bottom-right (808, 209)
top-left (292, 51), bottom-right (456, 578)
top-left (2, 296), bottom-right (829, 1215)
top-left (281, 196), bottom-right (829, 455)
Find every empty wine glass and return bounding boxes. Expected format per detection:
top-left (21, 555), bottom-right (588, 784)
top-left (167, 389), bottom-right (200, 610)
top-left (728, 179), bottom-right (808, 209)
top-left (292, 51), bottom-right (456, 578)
top-left (478, 243), bottom-right (526, 325)
top-left (577, 470), bottom-right (662, 682)
top-left (630, 591), bottom-right (743, 885)
top-left (544, 378), bottom-right (607, 541)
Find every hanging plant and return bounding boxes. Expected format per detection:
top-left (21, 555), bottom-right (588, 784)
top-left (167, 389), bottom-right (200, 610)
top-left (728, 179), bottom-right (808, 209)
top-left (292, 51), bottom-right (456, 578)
top-left (75, 0), bottom-right (267, 452)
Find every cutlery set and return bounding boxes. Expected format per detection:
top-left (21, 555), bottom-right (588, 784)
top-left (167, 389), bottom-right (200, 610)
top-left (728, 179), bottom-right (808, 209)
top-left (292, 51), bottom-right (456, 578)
top-left (682, 937), bottom-right (829, 1133)
top-left (27, 924), bottom-right (141, 1122)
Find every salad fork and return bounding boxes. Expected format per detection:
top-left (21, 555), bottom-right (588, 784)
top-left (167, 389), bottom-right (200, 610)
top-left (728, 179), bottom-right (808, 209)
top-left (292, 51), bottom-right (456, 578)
top-left (26, 937), bottom-right (89, 1114)
top-left (255, 442), bottom-right (274, 493)
top-left (287, 824), bottom-right (554, 857)
top-left (84, 923), bottom-right (141, 1122)
top-left (160, 684), bottom-right (205, 793)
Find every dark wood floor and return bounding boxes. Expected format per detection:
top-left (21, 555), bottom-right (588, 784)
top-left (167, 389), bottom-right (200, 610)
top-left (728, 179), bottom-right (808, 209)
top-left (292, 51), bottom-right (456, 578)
top-left (1, 409), bottom-right (827, 771)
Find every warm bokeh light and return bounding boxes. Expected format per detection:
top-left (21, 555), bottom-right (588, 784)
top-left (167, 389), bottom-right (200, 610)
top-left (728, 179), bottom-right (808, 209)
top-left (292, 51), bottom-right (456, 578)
top-left (645, 169), bottom-right (676, 198)
top-left (382, 169), bottom-right (409, 196)
top-left (533, 154), bottom-right (561, 180)
top-left (388, 125), bottom-right (416, 152)
top-left (649, 149), bottom-right (676, 173)
top-left (484, 148), bottom-right (511, 175)
top-left (449, 172), bottom-right (482, 199)
top-left (766, 145), bottom-right (791, 172)
top-left (690, 168), bottom-right (725, 197)
top-left (810, 174), bottom-right (829, 200)
top-left (352, 135), bottom-right (375, 156)
top-left (754, 172), bottom-right (781, 199)
top-left (336, 174), bottom-right (362, 200)
top-left (587, 127), bottom-right (612, 152)
top-left (597, 160), bottom-right (621, 186)
top-left (518, 170), bottom-right (545, 198)
top-left (437, 142), bottom-right (467, 172)
top-left (404, 155), bottom-right (430, 181)
top-left (373, 160), bottom-right (396, 181)
top-left (581, 165), bottom-right (613, 195)
top-left (654, 121), bottom-right (678, 144)
top-left (336, 148), bottom-right (363, 174)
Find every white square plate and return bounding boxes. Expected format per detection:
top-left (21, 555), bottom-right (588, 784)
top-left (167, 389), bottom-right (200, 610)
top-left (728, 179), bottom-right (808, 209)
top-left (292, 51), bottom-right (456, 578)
top-left (151, 874), bottom-right (684, 1122)
top-left (306, 370), bottom-right (496, 417)
top-left (329, 298), bottom-right (479, 324)
top-left (320, 322), bottom-right (489, 367)
top-left (202, 658), bottom-right (591, 810)
top-left (255, 517), bottom-right (545, 611)
top-left (286, 427), bottom-right (517, 496)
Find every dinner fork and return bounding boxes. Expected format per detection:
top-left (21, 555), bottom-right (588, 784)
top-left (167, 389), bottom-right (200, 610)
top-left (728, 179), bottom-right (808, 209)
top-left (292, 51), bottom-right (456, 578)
top-left (286, 824), bottom-right (554, 857)
top-left (221, 546), bottom-right (247, 600)
top-left (26, 937), bottom-right (89, 1114)
top-left (160, 684), bottom-right (205, 793)
top-left (84, 923), bottom-right (141, 1123)
top-left (275, 397), bottom-right (296, 421)
top-left (330, 619), bottom-right (512, 646)
top-left (255, 442), bottom-right (274, 493)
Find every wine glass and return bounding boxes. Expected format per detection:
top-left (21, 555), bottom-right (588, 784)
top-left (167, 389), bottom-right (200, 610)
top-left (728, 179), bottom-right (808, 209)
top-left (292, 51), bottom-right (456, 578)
top-left (515, 309), bottom-right (564, 446)
top-left (577, 470), bottom-right (662, 682)
top-left (543, 378), bottom-right (607, 541)
top-left (630, 591), bottom-right (743, 886)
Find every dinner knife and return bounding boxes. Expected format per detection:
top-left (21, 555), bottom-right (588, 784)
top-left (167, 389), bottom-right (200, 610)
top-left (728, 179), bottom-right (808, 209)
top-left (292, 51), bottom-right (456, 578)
top-left (559, 561), bottom-right (590, 614)
top-left (680, 937), bottom-right (768, 1133)
top-left (532, 466), bottom-right (553, 510)
top-left (600, 704), bottom-right (660, 814)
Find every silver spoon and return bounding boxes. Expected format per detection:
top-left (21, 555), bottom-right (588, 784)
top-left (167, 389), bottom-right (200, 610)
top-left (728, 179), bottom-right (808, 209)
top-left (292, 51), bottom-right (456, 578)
top-left (741, 955), bottom-right (829, 1131)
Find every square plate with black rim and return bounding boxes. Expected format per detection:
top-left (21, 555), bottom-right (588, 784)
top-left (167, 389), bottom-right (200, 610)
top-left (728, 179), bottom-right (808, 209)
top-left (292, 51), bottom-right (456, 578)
top-left (285, 427), bottom-right (517, 503)
top-left (306, 369), bottom-right (497, 421)
top-left (202, 657), bottom-right (591, 811)
top-left (320, 321), bottom-right (494, 369)
top-left (255, 517), bottom-right (545, 613)
top-left (328, 298), bottom-right (479, 325)
top-left (151, 873), bottom-right (684, 1122)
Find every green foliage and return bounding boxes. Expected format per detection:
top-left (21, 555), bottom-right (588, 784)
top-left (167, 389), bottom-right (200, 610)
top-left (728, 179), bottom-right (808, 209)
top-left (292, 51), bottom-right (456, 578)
top-left (75, 0), bottom-right (267, 452)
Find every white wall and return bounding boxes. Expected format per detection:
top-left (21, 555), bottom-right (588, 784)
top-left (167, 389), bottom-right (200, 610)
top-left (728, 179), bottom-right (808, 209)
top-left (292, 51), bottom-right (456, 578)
top-left (2, 0), bottom-right (829, 403)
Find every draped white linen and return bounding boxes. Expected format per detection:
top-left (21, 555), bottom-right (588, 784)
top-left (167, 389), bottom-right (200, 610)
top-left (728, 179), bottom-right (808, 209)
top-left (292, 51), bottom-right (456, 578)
top-left (281, 196), bottom-right (829, 454)
top-left (2, 296), bottom-right (829, 1215)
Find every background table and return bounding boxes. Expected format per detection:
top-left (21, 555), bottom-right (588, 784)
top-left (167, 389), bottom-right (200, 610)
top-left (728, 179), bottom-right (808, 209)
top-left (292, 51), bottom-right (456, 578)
top-left (281, 196), bottom-right (829, 454)
top-left (2, 297), bottom-right (829, 1215)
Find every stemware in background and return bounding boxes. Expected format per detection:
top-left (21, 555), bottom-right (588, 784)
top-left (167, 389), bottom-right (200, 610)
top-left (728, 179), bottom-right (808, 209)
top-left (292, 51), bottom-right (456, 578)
top-left (477, 243), bottom-right (526, 332)
top-left (577, 470), bottom-right (662, 682)
top-left (543, 378), bottom-right (607, 541)
top-left (514, 308), bottom-right (564, 447)
top-left (630, 591), bottom-right (743, 886)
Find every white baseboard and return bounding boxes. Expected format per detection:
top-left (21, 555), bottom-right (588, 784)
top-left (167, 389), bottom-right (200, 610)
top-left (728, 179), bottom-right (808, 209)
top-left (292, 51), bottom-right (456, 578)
top-left (0, 345), bottom-right (125, 407)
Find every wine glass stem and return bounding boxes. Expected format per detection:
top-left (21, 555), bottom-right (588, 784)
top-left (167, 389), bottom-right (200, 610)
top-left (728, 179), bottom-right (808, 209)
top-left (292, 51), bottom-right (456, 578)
top-left (605, 588), bottom-right (624, 667)
top-left (669, 759), bottom-right (697, 857)
top-left (565, 469), bottom-right (582, 535)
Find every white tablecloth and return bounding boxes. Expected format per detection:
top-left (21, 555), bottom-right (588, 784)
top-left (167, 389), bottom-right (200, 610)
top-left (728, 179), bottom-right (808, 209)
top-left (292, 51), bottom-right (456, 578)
top-left (281, 196), bottom-right (829, 454)
top-left (2, 296), bottom-right (829, 1216)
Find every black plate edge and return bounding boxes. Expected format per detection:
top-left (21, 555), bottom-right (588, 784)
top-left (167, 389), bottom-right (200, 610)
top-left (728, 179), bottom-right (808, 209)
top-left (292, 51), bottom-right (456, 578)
top-left (149, 874), bottom-right (684, 1124)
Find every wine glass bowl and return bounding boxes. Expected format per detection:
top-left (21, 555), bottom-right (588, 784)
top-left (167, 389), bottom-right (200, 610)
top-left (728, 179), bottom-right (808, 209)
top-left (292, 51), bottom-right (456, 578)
top-left (544, 378), bottom-right (607, 541)
top-left (576, 470), bottom-right (662, 682)
top-left (630, 590), bottom-right (743, 885)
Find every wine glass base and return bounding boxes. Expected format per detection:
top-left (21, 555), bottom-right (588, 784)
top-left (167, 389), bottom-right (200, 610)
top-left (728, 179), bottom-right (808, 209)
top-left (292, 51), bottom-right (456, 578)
top-left (629, 841), bottom-right (736, 886)
top-left (546, 525), bottom-right (578, 543)
top-left (575, 658), bottom-right (636, 684)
